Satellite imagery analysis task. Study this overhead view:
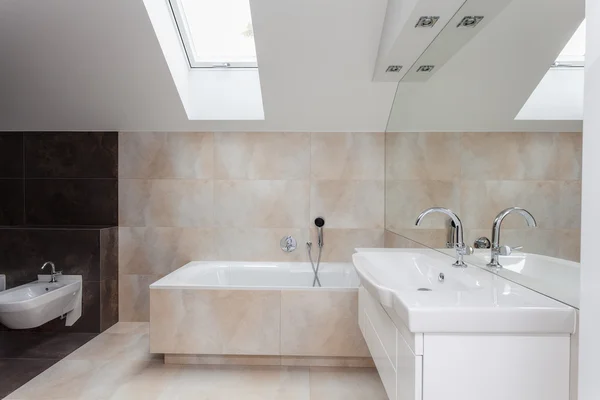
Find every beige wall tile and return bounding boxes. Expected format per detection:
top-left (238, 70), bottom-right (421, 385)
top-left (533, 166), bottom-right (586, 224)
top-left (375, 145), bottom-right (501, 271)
top-left (215, 180), bottom-right (309, 228)
top-left (385, 131), bottom-right (582, 264)
top-left (311, 132), bottom-right (384, 180)
top-left (385, 180), bottom-right (460, 230)
top-left (386, 132), bottom-right (460, 180)
top-left (311, 180), bottom-right (384, 229)
top-left (119, 179), bottom-right (213, 227)
top-left (558, 229), bottom-right (581, 262)
top-left (280, 290), bottom-right (369, 357)
top-left (559, 181), bottom-right (581, 229)
top-left (460, 132), bottom-right (560, 180)
top-left (557, 132), bottom-right (582, 180)
top-left (119, 274), bottom-right (162, 322)
top-left (318, 229), bottom-right (384, 262)
top-left (214, 132), bottom-right (310, 180)
top-left (464, 228), bottom-right (581, 262)
top-left (385, 229), bottom-right (448, 249)
top-left (460, 180), bottom-right (560, 229)
top-left (213, 228), bottom-right (308, 262)
top-left (150, 289), bottom-right (281, 355)
top-left (119, 132), bottom-right (213, 179)
top-left (119, 227), bottom-right (214, 275)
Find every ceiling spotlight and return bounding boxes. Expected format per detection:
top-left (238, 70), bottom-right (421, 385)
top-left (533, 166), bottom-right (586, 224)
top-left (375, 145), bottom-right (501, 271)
top-left (416, 16), bottom-right (440, 28)
top-left (457, 16), bottom-right (484, 28)
top-left (386, 65), bottom-right (403, 73)
top-left (417, 65), bottom-right (435, 73)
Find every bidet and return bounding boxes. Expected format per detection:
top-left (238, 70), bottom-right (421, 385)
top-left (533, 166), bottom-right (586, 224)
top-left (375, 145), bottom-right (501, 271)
top-left (0, 275), bottom-right (82, 329)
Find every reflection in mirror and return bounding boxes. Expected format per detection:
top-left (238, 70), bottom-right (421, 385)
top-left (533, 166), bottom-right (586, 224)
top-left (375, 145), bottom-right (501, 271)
top-left (383, 2), bottom-right (584, 311)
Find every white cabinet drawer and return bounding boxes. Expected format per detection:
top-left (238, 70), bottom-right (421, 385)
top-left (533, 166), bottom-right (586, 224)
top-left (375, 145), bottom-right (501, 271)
top-left (365, 312), bottom-right (397, 400)
top-left (397, 330), bottom-right (422, 400)
top-left (362, 286), bottom-right (397, 367)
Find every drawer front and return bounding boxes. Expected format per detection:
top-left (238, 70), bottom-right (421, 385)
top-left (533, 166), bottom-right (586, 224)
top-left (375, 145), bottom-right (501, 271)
top-left (397, 331), bottom-right (422, 400)
top-left (358, 286), bottom-right (366, 335)
top-left (363, 287), bottom-right (397, 367)
top-left (365, 312), bottom-right (397, 400)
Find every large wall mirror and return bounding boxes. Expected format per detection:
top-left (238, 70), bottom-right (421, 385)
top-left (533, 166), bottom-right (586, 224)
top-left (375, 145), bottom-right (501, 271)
top-left (384, 17), bottom-right (584, 310)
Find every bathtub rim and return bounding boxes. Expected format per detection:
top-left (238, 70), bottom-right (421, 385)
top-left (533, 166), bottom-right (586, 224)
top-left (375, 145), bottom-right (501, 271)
top-left (149, 260), bottom-right (359, 291)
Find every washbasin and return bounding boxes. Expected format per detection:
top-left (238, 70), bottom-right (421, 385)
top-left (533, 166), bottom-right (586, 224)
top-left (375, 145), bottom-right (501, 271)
top-left (466, 250), bottom-right (581, 308)
top-left (353, 250), bottom-right (481, 308)
top-left (0, 278), bottom-right (81, 329)
top-left (353, 249), bottom-right (575, 334)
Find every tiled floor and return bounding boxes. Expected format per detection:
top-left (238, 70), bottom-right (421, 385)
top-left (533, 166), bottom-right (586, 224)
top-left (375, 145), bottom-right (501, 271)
top-left (5, 323), bottom-right (388, 400)
top-left (0, 332), bottom-right (97, 399)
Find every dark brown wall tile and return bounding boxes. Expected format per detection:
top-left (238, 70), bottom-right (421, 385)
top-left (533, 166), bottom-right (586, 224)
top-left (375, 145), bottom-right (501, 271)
top-left (100, 227), bottom-right (118, 280)
top-left (0, 133), bottom-right (23, 178)
top-left (25, 179), bottom-right (117, 226)
top-left (0, 180), bottom-right (24, 226)
top-left (0, 229), bottom-right (101, 285)
top-left (100, 279), bottom-right (118, 332)
top-left (24, 132), bottom-right (117, 178)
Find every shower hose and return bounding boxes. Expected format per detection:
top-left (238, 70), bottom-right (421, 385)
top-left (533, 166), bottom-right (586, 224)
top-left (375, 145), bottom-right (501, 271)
top-left (307, 242), bottom-right (322, 287)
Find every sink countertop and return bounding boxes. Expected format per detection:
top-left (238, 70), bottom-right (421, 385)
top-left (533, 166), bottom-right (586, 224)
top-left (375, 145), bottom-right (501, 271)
top-left (353, 248), bottom-right (576, 334)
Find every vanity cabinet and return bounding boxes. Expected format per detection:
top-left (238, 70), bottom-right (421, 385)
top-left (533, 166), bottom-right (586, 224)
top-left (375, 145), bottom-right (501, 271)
top-left (358, 286), bottom-right (571, 400)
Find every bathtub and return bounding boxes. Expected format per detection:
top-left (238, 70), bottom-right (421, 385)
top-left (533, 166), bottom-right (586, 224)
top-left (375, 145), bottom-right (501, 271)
top-left (149, 261), bottom-right (372, 367)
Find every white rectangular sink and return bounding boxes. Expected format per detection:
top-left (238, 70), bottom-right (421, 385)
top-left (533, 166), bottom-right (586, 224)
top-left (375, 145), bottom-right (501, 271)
top-left (353, 249), bottom-right (576, 334)
top-left (466, 250), bottom-right (580, 309)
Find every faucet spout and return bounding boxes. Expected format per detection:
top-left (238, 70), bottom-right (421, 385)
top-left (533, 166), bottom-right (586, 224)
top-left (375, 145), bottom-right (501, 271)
top-left (488, 207), bottom-right (537, 268)
top-left (415, 207), bottom-right (470, 267)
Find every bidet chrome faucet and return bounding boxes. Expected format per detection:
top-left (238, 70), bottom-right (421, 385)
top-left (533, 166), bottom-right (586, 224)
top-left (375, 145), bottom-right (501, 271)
top-left (41, 261), bottom-right (62, 283)
top-left (487, 207), bottom-right (537, 268)
top-left (415, 207), bottom-right (472, 268)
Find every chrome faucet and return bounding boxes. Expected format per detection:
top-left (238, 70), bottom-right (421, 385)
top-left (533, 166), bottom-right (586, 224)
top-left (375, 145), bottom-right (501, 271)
top-left (415, 207), bottom-right (472, 268)
top-left (41, 261), bottom-right (62, 283)
top-left (487, 207), bottom-right (537, 268)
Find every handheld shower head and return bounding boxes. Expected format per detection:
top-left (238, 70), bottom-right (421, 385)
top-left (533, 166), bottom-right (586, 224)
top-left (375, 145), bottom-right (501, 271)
top-left (315, 217), bottom-right (325, 248)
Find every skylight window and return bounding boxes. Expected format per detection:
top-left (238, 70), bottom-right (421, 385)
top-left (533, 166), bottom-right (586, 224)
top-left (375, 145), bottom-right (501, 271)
top-left (554, 20), bottom-right (585, 67)
top-left (169, 0), bottom-right (257, 68)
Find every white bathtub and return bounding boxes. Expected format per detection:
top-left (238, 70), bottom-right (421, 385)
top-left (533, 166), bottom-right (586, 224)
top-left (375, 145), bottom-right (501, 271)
top-left (149, 261), bottom-right (370, 366)
top-left (150, 261), bottom-right (360, 289)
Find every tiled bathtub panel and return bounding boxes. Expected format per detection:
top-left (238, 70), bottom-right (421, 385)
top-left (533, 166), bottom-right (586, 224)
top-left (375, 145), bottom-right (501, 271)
top-left (280, 290), bottom-right (369, 357)
top-left (150, 289), bottom-right (281, 355)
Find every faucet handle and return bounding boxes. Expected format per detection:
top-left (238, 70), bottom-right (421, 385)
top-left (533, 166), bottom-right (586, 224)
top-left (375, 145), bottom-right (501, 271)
top-left (457, 244), bottom-right (474, 256)
top-left (498, 245), bottom-right (522, 256)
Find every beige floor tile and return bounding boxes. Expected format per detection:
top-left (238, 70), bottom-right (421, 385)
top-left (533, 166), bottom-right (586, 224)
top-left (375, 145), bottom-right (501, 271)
top-left (159, 365), bottom-right (310, 400)
top-left (309, 367), bottom-right (387, 400)
top-left (103, 322), bottom-right (149, 335)
top-left (66, 330), bottom-right (158, 362)
top-left (6, 359), bottom-right (168, 400)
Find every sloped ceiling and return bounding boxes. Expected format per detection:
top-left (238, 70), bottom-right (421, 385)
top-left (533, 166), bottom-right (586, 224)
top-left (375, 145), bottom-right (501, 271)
top-left (0, 0), bottom-right (584, 132)
top-left (386, 0), bottom-right (584, 132)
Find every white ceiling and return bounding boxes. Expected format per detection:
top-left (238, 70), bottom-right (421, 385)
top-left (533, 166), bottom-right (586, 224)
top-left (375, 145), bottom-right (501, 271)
top-left (387, 0), bottom-right (584, 132)
top-left (0, 0), bottom-right (584, 132)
